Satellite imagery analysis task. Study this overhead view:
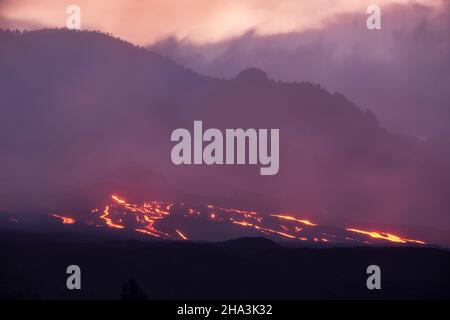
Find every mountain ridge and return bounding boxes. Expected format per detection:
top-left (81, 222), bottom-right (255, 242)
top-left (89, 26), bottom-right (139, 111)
top-left (1, 28), bottom-right (449, 236)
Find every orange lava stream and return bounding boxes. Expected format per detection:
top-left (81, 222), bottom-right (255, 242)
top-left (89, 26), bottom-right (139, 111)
top-left (346, 228), bottom-right (426, 245)
top-left (233, 220), bottom-right (298, 239)
top-left (102, 195), bottom-right (172, 237)
top-left (49, 214), bottom-right (75, 224)
top-left (100, 206), bottom-right (124, 229)
top-left (176, 229), bottom-right (188, 240)
top-left (135, 228), bottom-right (162, 237)
top-left (208, 204), bottom-right (257, 216)
top-left (111, 195), bottom-right (128, 205)
top-left (43, 193), bottom-right (426, 245)
top-left (270, 214), bottom-right (318, 226)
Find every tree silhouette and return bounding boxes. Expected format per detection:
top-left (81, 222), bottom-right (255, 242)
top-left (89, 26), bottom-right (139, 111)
top-left (120, 278), bottom-right (148, 300)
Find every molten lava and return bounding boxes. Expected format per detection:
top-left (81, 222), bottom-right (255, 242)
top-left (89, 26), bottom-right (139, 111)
top-left (43, 194), bottom-right (426, 245)
top-left (346, 228), bottom-right (425, 245)
top-left (49, 214), bottom-right (75, 224)
top-left (176, 229), bottom-right (188, 240)
top-left (100, 206), bottom-right (124, 229)
top-left (270, 214), bottom-right (318, 226)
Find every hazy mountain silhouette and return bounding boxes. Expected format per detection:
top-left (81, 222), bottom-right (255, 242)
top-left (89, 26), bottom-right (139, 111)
top-left (1, 29), bottom-right (450, 242)
top-left (150, 2), bottom-right (450, 139)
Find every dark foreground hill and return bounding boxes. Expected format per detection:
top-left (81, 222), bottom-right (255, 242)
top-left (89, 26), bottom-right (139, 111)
top-left (0, 230), bottom-right (448, 300)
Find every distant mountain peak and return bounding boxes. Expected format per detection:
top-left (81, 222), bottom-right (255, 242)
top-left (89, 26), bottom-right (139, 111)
top-left (234, 67), bottom-right (269, 83)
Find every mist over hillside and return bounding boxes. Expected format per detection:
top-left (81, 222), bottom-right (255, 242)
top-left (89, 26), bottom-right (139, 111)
top-left (1, 29), bottom-right (450, 240)
top-left (150, 2), bottom-right (450, 139)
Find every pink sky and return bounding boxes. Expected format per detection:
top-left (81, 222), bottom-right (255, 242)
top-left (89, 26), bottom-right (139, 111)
top-left (0, 0), bottom-right (443, 44)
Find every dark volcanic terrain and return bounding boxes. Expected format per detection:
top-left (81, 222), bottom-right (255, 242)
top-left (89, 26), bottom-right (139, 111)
top-left (0, 230), bottom-right (448, 300)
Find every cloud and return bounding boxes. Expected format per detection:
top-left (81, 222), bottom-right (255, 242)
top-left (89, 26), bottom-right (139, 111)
top-left (0, 0), bottom-right (443, 44)
top-left (150, 1), bottom-right (450, 137)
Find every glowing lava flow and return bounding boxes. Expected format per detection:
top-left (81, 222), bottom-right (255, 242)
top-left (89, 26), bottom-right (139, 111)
top-left (100, 206), bottom-right (124, 229)
top-left (43, 194), bottom-right (426, 245)
top-left (346, 228), bottom-right (426, 245)
top-left (176, 229), bottom-right (188, 240)
top-left (49, 214), bottom-right (75, 224)
top-left (92, 195), bottom-right (314, 241)
top-left (233, 220), bottom-right (298, 239)
top-left (208, 204), bottom-right (257, 216)
top-left (111, 195), bottom-right (127, 205)
top-left (270, 214), bottom-right (318, 226)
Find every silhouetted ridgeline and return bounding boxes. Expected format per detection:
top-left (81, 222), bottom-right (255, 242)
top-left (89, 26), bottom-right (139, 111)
top-left (1, 29), bottom-right (450, 243)
top-left (0, 231), bottom-right (449, 299)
